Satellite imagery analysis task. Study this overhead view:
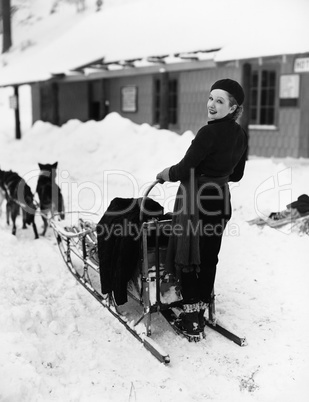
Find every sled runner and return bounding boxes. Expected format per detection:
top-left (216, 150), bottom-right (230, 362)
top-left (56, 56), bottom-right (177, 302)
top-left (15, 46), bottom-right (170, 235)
top-left (247, 212), bottom-right (309, 229)
top-left (51, 180), bottom-right (246, 364)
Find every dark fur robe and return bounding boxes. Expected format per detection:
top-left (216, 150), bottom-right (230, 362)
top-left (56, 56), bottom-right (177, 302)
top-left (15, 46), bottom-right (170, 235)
top-left (97, 197), bottom-right (163, 305)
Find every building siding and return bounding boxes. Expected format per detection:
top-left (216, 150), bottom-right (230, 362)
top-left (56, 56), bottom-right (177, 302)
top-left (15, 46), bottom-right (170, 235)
top-left (30, 52), bottom-right (309, 158)
top-left (58, 81), bottom-right (89, 124)
top-left (249, 107), bottom-right (301, 158)
top-left (31, 83), bottom-right (41, 123)
top-left (299, 72), bottom-right (309, 157)
top-left (108, 75), bottom-right (153, 125)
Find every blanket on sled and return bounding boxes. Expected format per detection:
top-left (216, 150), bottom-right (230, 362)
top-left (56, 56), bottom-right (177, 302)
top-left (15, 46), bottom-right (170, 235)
top-left (97, 197), bottom-right (164, 305)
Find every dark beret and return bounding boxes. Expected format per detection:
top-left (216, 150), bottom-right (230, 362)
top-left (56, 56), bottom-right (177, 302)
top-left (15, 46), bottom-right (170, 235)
top-left (211, 79), bottom-right (245, 105)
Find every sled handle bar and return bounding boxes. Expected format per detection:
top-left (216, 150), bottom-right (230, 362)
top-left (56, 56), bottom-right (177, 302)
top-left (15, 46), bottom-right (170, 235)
top-left (139, 179), bottom-right (162, 223)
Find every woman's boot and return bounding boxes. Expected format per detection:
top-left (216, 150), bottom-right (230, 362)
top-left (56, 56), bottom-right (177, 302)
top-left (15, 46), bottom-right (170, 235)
top-left (177, 302), bottom-right (203, 341)
top-left (198, 301), bottom-right (208, 331)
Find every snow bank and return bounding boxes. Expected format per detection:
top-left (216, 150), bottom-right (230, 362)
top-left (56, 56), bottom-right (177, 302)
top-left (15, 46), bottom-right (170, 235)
top-left (0, 112), bottom-right (194, 216)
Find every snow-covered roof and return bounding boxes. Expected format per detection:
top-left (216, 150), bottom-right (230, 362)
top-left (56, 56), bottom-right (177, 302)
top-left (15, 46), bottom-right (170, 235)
top-left (0, 0), bottom-right (308, 87)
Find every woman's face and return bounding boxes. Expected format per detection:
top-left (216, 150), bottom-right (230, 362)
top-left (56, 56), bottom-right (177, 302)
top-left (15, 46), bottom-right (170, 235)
top-left (207, 89), bottom-right (237, 120)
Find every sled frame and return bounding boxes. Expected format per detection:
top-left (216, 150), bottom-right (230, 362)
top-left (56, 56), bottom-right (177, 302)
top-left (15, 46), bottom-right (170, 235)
top-left (51, 220), bottom-right (171, 364)
top-left (50, 180), bottom-right (246, 363)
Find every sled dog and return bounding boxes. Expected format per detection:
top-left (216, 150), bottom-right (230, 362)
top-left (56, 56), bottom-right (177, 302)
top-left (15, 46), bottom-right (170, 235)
top-left (0, 169), bottom-right (39, 238)
top-left (0, 186), bottom-right (6, 217)
top-left (36, 162), bottom-right (65, 236)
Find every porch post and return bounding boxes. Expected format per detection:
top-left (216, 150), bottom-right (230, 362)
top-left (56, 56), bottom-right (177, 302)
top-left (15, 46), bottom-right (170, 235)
top-left (159, 70), bottom-right (169, 130)
top-left (242, 63), bottom-right (251, 157)
top-left (14, 85), bottom-right (21, 140)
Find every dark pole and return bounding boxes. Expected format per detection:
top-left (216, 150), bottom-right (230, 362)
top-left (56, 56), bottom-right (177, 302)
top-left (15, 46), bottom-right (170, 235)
top-left (14, 86), bottom-right (21, 140)
top-left (52, 82), bottom-right (59, 125)
top-left (2, 0), bottom-right (12, 53)
top-left (159, 69), bottom-right (169, 130)
top-left (242, 63), bottom-right (251, 158)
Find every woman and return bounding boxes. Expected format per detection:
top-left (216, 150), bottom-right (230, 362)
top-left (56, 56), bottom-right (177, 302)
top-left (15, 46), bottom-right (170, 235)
top-left (156, 78), bottom-right (248, 340)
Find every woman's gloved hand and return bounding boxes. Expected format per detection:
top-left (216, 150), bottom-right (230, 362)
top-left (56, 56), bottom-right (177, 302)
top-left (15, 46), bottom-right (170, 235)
top-left (156, 167), bottom-right (171, 183)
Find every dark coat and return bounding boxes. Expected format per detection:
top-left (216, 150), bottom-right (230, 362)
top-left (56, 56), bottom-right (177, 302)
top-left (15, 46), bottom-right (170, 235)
top-left (169, 114), bottom-right (248, 183)
top-left (97, 197), bottom-right (163, 305)
top-left (288, 194), bottom-right (309, 215)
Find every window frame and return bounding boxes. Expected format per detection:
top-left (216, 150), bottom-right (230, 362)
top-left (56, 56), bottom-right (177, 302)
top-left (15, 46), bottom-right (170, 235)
top-left (249, 65), bottom-right (280, 128)
top-left (153, 75), bottom-right (179, 128)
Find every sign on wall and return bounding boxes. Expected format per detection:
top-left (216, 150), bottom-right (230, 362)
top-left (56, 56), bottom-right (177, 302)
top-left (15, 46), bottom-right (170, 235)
top-left (294, 57), bottom-right (309, 73)
top-left (279, 74), bottom-right (299, 107)
top-left (121, 86), bottom-right (137, 113)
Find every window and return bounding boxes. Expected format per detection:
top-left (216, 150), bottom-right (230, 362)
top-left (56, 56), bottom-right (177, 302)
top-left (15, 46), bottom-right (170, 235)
top-left (250, 69), bottom-right (277, 125)
top-left (154, 77), bottom-right (178, 126)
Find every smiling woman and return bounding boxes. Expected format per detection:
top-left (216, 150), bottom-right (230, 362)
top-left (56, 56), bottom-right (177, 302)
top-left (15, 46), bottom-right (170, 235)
top-left (156, 78), bottom-right (248, 340)
top-left (207, 79), bottom-right (244, 121)
top-left (207, 91), bottom-right (236, 121)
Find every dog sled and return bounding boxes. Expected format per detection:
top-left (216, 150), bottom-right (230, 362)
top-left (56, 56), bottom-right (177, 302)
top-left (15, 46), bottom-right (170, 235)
top-left (51, 180), bottom-right (246, 364)
top-left (247, 213), bottom-right (309, 230)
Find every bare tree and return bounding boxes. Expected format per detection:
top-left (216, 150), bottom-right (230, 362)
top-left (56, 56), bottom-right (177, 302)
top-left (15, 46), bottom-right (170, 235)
top-left (2, 0), bottom-right (12, 53)
top-left (0, 2), bottom-right (2, 34)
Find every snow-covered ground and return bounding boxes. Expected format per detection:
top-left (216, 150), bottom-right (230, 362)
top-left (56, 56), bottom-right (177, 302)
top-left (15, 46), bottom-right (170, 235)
top-left (0, 95), bottom-right (309, 401)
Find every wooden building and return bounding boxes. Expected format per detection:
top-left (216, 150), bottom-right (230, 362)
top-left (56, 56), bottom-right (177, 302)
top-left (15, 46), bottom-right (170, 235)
top-left (31, 51), bottom-right (309, 158)
top-left (1, 0), bottom-right (309, 157)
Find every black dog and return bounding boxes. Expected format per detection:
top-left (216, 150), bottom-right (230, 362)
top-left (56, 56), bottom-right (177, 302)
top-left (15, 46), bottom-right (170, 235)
top-left (0, 169), bottom-right (39, 239)
top-left (0, 185), bottom-right (5, 217)
top-left (36, 162), bottom-right (65, 236)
